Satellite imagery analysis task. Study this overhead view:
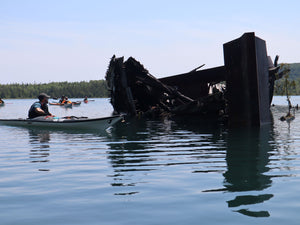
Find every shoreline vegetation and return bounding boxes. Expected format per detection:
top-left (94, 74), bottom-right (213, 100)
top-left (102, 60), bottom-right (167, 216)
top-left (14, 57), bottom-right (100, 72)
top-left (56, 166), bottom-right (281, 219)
top-left (274, 63), bottom-right (300, 96)
top-left (0, 63), bottom-right (299, 99)
top-left (0, 80), bottom-right (109, 99)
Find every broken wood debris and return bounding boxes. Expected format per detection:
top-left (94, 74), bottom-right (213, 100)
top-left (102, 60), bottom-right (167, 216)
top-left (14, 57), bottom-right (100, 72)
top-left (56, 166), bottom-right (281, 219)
top-left (105, 55), bottom-right (226, 119)
top-left (105, 33), bottom-right (289, 126)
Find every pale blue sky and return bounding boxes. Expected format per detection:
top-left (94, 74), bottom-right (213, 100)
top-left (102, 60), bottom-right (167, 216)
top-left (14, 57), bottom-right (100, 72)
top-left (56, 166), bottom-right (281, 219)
top-left (0, 0), bottom-right (299, 84)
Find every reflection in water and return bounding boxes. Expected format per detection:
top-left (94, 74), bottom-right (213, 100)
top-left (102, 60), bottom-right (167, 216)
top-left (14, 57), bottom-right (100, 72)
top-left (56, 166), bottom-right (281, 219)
top-left (107, 118), bottom-right (168, 195)
top-left (28, 128), bottom-right (51, 171)
top-left (106, 117), bottom-right (227, 195)
top-left (224, 125), bottom-right (274, 217)
top-left (3, 99), bottom-right (300, 224)
top-left (108, 117), bottom-right (276, 217)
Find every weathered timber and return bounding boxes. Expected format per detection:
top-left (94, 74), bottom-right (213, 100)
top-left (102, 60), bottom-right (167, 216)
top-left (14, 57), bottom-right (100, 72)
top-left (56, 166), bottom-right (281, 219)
top-left (188, 64), bottom-right (205, 73)
top-left (106, 56), bottom-right (195, 117)
top-left (268, 55), bottom-right (280, 105)
top-left (223, 32), bottom-right (271, 127)
top-left (159, 66), bottom-right (226, 99)
top-left (106, 56), bottom-right (137, 116)
top-left (105, 32), bottom-right (286, 126)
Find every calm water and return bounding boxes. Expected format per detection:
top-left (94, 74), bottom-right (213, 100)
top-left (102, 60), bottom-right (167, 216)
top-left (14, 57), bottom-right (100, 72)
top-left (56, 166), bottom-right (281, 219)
top-left (1, 97), bottom-right (300, 225)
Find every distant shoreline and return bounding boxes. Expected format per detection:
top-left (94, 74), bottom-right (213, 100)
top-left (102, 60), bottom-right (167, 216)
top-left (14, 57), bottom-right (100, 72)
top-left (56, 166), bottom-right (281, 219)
top-left (0, 80), bottom-right (109, 99)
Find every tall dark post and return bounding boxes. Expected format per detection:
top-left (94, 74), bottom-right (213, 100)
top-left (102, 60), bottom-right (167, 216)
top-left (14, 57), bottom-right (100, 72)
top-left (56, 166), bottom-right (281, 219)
top-left (223, 32), bottom-right (271, 127)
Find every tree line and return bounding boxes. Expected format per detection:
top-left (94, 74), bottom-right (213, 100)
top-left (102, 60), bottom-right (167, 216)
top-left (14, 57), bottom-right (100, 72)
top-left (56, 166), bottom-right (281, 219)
top-left (274, 63), bottom-right (300, 96)
top-left (274, 78), bottom-right (300, 96)
top-left (1, 63), bottom-right (300, 99)
top-left (0, 80), bottom-right (109, 99)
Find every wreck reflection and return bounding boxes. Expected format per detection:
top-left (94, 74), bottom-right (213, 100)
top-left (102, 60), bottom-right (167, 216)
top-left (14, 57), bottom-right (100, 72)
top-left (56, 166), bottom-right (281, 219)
top-left (107, 116), bottom-right (276, 214)
top-left (224, 125), bottom-right (274, 217)
top-left (106, 116), bottom-right (227, 195)
top-left (106, 118), bottom-right (171, 195)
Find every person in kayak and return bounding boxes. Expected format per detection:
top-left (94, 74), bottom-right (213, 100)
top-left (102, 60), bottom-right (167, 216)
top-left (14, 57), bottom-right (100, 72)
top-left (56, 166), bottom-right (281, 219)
top-left (64, 96), bottom-right (72, 104)
top-left (28, 93), bottom-right (53, 119)
top-left (59, 95), bottom-right (66, 103)
top-left (83, 96), bottom-right (88, 103)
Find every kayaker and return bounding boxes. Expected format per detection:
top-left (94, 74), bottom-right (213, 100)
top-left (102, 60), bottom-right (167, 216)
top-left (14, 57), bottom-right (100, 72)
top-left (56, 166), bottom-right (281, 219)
top-left (59, 95), bottom-right (66, 103)
top-left (83, 96), bottom-right (88, 103)
top-left (64, 96), bottom-right (72, 104)
top-left (0, 98), bottom-right (4, 104)
top-left (28, 93), bottom-right (54, 119)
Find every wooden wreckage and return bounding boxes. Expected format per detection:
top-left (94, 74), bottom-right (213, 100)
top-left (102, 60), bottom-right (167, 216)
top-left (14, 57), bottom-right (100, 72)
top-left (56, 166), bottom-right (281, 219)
top-left (105, 32), bottom-right (288, 127)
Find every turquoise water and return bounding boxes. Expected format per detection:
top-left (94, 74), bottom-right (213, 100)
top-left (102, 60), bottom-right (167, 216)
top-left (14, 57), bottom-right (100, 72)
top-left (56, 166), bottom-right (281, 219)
top-left (0, 97), bottom-right (300, 225)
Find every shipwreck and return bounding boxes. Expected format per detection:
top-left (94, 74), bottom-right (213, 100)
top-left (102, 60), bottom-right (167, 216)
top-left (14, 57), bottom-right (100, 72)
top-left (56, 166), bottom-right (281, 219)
top-left (105, 32), bottom-right (288, 127)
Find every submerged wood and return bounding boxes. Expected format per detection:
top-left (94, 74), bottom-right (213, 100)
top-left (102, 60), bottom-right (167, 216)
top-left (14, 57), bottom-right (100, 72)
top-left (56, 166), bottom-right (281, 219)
top-left (105, 55), bottom-right (226, 119)
top-left (105, 34), bottom-right (287, 125)
top-left (159, 66), bottom-right (226, 99)
top-left (105, 54), bottom-right (284, 121)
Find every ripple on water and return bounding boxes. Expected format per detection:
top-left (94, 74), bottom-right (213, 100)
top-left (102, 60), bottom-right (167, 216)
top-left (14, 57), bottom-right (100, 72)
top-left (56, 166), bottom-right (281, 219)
top-left (1, 99), bottom-right (300, 224)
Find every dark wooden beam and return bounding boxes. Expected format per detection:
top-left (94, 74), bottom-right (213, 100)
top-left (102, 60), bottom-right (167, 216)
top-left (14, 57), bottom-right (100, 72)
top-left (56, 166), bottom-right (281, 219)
top-left (223, 32), bottom-right (271, 127)
top-left (159, 66), bottom-right (227, 99)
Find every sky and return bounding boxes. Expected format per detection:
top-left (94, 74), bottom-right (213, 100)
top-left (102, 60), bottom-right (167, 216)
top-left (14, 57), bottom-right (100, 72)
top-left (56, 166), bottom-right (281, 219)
top-left (0, 0), bottom-right (299, 84)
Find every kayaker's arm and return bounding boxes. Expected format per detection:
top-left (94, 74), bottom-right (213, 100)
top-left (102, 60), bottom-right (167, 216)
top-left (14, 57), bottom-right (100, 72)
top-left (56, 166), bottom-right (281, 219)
top-left (35, 107), bottom-right (46, 114)
top-left (35, 107), bottom-right (53, 116)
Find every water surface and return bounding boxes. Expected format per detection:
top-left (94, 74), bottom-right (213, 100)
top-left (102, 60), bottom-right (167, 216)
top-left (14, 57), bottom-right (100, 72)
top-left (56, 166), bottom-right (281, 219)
top-left (0, 97), bottom-right (300, 225)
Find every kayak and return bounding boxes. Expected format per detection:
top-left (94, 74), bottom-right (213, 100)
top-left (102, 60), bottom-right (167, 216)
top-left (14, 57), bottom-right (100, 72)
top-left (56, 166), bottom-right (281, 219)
top-left (72, 101), bottom-right (81, 106)
top-left (64, 103), bottom-right (73, 108)
top-left (0, 102), bottom-right (4, 106)
top-left (0, 115), bottom-right (123, 130)
top-left (50, 101), bottom-right (81, 106)
top-left (49, 102), bottom-right (65, 106)
top-left (83, 100), bottom-right (95, 103)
